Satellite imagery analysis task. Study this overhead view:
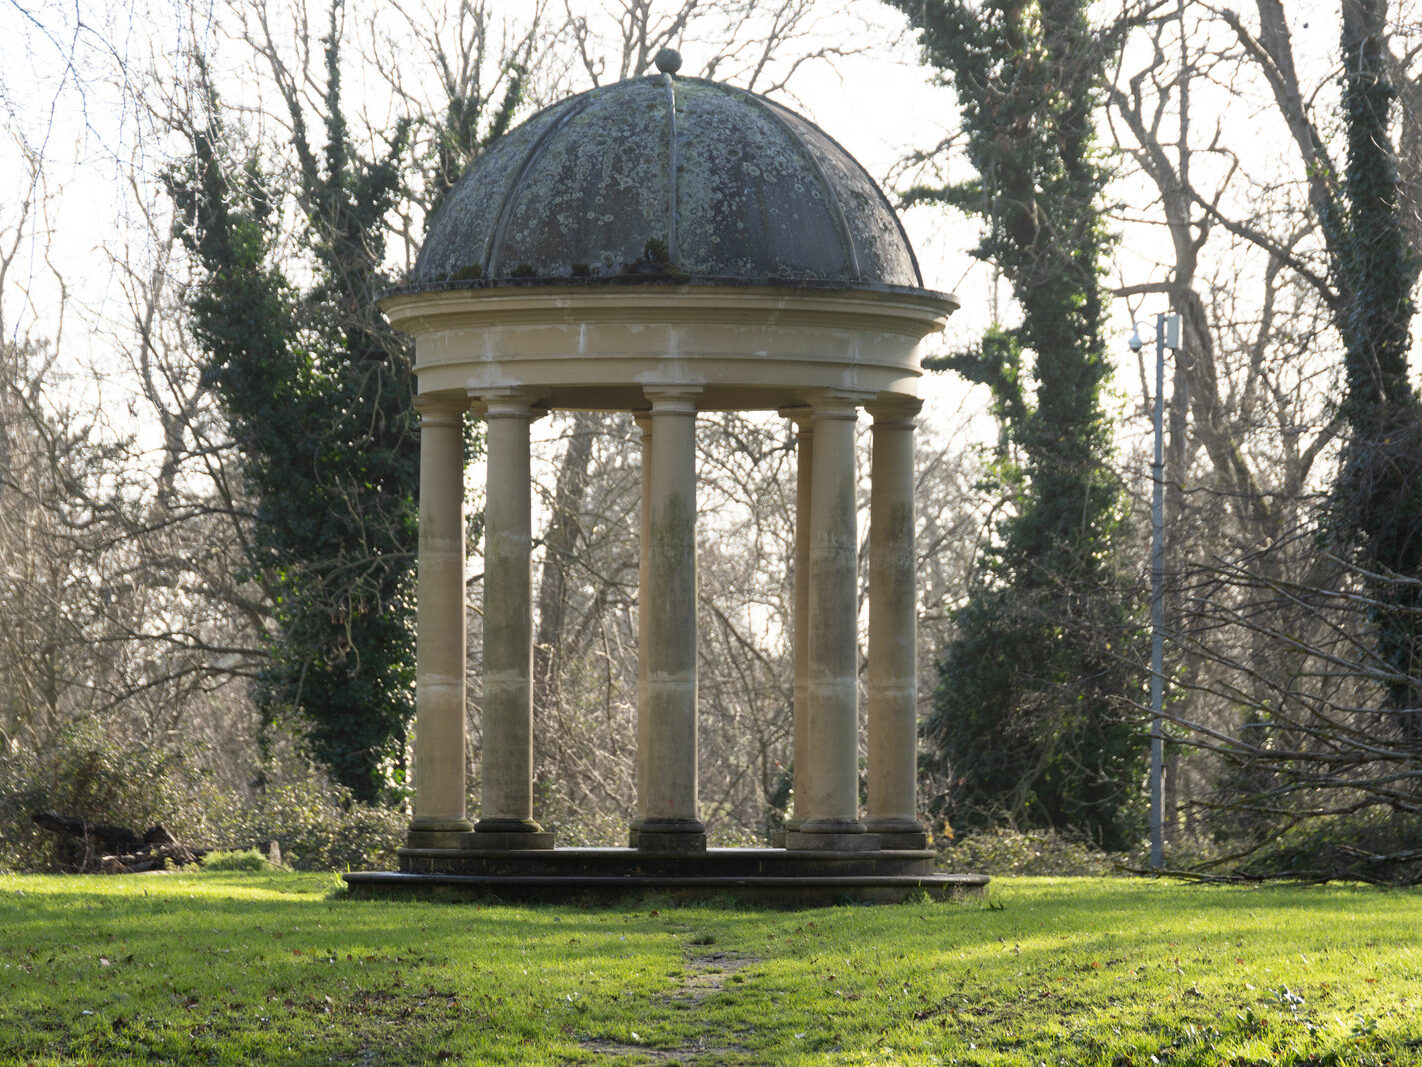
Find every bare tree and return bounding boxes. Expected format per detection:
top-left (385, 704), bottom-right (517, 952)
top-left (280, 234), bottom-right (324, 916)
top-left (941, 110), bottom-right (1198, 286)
top-left (1095, 0), bottom-right (1422, 872)
top-left (558, 0), bottom-right (883, 93)
top-left (1, 0), bottom-right (933, 849)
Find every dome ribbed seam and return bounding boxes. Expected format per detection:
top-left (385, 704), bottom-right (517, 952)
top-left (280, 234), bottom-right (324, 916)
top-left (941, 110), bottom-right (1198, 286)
top-left (758, 95), bottom-right (926, 290)
top-left (484, 95), bottom-right (597, 273)
top-left (662, 73), bottom-right (681, 264)
top-left (734, 87), bottom-right (861, 282)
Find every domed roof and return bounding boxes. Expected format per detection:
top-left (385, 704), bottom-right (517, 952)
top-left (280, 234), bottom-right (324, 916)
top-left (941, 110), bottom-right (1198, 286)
top-left (409, 72), bottom-right (926, 292)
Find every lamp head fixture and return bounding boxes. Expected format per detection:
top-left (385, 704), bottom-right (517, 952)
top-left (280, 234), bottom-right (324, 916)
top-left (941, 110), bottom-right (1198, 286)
top-left (1127, 314), bottom-right (1181, 352)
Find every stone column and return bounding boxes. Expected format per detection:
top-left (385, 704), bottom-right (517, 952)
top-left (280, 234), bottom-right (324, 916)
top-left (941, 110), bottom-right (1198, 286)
top-left (788, 392), bottom-right (872, 851)
top-left (866, 399), bottom-right (928, 849)
top-left (408, 397), bottom-right (473, 849)
top-left (637, 386), bottom-right (706, 851)
top-left (630, 414), bottom-right (653, 845)
top-left (779, 409), bottom-right (814, 843)
top-left (471, 393), bottom-right (552, 850)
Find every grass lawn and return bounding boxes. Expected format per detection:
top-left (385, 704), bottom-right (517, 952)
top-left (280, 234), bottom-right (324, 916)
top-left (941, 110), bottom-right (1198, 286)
top-left (0, 871), bottom-right (1417, 1065)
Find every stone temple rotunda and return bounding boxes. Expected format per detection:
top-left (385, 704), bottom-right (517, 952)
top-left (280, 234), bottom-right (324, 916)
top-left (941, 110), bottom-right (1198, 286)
top-left (344, 51), bottom-right (988, 903)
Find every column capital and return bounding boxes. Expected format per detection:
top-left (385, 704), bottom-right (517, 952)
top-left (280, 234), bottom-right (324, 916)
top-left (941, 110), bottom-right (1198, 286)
top-left (414, 394), bottom-right (466, 426)
top-left (806, 389), bottom-right (874, 420)
top-left (643, 384), bottom-right (704, 414)
top-left (778, 404), bottom-right (814, 430)
top-left (865, 396), bottom-right (924, 427)
top-left (471, 389), bottom-right (545, 420)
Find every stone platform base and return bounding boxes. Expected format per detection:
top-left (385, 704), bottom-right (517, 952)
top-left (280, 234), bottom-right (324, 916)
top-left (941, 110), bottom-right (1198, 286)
top-left (342, 847), bottom-right (988, 906)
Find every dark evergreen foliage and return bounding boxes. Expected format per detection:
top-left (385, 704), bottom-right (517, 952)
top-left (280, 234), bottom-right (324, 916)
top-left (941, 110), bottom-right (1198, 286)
top-left (166, 52), bottom-right (418, 804)
top-left (889, 0), bottom-right (1144, 848)
top-left (1331, 0), bottom-right (1422, 725)
top-left (165, 10), bottom-right (526, 803)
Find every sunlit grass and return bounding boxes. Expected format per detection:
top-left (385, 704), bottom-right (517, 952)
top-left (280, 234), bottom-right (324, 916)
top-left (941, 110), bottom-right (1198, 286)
top-left (2, 871), bottom-right (1417, 1064)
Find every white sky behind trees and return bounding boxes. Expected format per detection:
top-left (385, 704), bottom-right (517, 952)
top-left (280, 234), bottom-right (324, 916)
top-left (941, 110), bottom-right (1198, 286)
top-left (0, 0), bottom-right (1371, 426)
top-left (2, 1), bottom-right (976, 364)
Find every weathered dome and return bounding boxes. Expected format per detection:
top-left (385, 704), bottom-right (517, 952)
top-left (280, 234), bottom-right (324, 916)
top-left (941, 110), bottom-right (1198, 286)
top-left (410, 73), bottom-right (925, 291)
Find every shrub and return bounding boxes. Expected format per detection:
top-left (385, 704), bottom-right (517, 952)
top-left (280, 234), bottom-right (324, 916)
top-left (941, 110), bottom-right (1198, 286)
top-left (940, 827), bottom-right (1122, 877)
top-left (0, 720), bottom-right (406, 874)
top-left (0, 720), bottom-right (203, 873)
top-left (206, 773), bottom-right (405, 872)
top-left (709, 823), bottom-right (772, 848)
top-left (536, 807), bottom-right (627, 848)
top-left (1227, 808), bottom-right (1422, 885)
top-left (201, 849), bottom-right (271, 872)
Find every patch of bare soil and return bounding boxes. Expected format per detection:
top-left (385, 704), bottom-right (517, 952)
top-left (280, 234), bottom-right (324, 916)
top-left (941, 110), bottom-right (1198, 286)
top-left (668, 949), bottom-right (757, 1007)
top-left (578, 946), bottom-right (761, 1063)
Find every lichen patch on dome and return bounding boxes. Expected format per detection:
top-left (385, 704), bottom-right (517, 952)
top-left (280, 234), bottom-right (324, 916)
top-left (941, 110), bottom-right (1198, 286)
top-left (410, 75), bottom-right (925, 293)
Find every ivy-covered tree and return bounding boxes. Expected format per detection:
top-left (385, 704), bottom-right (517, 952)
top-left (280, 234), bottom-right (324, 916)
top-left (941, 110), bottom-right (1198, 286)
top-left (1331, 0), bottom-right (1422, 727)
top-left (166, 53), bottom-right (417, 802)
top-left (165, 4), bottom-right (526, 802)
top-left (888, 0), bottom-right (1144, 847)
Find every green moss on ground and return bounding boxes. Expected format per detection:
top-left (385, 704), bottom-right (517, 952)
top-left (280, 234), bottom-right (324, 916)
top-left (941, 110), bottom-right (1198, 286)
top-left (0, 872), bottom-right (1417, 1064)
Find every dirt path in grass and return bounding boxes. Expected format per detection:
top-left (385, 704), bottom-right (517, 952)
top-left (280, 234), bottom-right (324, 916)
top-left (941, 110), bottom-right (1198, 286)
top-left (578, 944), bottom-right (761, 1063)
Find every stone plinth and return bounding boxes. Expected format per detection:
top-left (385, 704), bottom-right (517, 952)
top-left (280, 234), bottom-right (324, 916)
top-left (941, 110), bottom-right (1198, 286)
top-left (345, 847), bottom-right (988, 906)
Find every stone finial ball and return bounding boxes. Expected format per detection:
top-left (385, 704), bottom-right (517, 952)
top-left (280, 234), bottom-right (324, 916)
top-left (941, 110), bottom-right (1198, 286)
top-left (654, 48), bottom-right (683, 75)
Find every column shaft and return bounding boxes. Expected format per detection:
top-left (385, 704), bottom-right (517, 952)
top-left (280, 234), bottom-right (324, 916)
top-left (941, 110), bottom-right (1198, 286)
top-left (409, 399), bottom-right (471, 847)
top-left (631, 414), bottom-right (653, 841)
top-left (789, 414), bottom-right (814, 834)
top-left (866, 401), bottom-right (927, 847)
top-left (473, 396), bottom-right (551, 848)
top-left (792, 394), bottom-right (867, 847)
top-left (639, 387), bottom-right (706, 850)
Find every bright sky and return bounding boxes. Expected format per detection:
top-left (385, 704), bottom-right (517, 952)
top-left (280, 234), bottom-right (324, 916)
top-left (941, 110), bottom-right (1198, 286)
top-left (0, 0), bottom-right (1351, 424)
top-left (2, 6), bottom-right (975, 321)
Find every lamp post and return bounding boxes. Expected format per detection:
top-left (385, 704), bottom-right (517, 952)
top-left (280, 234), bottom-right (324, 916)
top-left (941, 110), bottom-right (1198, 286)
top-left (1129, 312), bottom-right (1180, 870)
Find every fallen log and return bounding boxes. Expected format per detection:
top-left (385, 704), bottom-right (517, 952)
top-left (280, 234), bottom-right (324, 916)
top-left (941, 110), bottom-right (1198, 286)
top-left (32, 811), bottom-right (143, 853)
top-left (31, 811), bottom-right (207, 873)
top-left (95, 843), bottom-right (207, 874)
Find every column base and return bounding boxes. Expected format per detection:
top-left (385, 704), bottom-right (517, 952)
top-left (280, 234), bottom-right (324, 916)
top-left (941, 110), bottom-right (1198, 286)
top-left (406, 818), bottom-right (474, 850)
top-left (468, 818), bottom-right (554, 850)
top-left (475, 817), bottom-right (545, 832)
top-left (632, 819), bottom-right (707, 853)
top-left (769, 818), bottom-right (801, 849)
top-left (799, 817), bottom-right (866, 834)
top-left (871, 830), bottom-right (929, 850)
top-left (464, 830), bottom-right (556, 851)
top-left (788, 819), bottom-right (877, 852)
top-left (785, 830), bottom-right (883, 852)
top-left (866, 819), bottom-right (928, 849)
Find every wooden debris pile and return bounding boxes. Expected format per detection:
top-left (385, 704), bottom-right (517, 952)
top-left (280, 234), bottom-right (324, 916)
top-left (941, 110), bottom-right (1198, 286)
top-left (31, 811), bottom-right (207, 873)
